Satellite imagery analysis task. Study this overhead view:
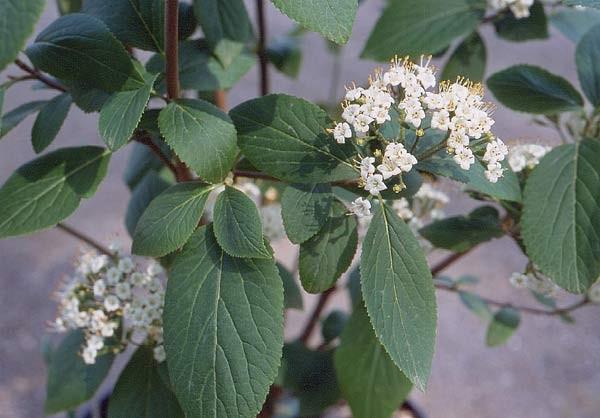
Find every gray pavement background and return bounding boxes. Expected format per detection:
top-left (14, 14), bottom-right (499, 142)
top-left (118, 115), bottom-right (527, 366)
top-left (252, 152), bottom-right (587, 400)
top-left (0, 1), bottom-right (599, 417)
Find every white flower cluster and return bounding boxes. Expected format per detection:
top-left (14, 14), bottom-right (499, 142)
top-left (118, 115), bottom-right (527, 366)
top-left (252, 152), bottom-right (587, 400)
top-left (52, 250), bottom-right (166, 365)
top-left (508, 143), bottom-right (551, 173)
top-left (489, 0), bottom-right (534, 19)
top-left (509, 270), bottom-right (560, 296)
top-left (359, 142), bottom-right (418, 196)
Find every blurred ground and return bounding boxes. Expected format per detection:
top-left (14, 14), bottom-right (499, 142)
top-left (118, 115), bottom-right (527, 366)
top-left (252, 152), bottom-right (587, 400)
top-left (0, 1), bottom-right (599, 418)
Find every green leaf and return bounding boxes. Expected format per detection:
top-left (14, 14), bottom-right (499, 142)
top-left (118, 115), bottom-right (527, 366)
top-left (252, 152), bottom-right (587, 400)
top-left (521, 138), bottom-right (600, 293)
top-left (163, 224), bottom-right (284, 418)
top-left (487, 65), bottom-right (584, 114)
top-left (146, 40), bottom-right (255, 93)
top-left (57, 0), bottom-right (82, 14)
top-left (0, 146), bottom-right (111, 238)
top-left (459, 291), bottom-right (493, 321)
top-left (270, 0), bottom-right (357, 44)
top-left (282, 342), bottom-right (340, 416)
top-left (31, 93), bottom-right (72, 153)
top-left (576, 23), bottom-right (600, 107)
top-left (360, 202), bottom-right (436, 390)
top-left (266, 35), bottom-right (303, 78)
top-left (420, 206), bottom-right (504, 252)
top-left (64, 79), bottom-right (110, 113)
top-left (0, 100), bottom-right (48, 138)
top-left (193, 0), bottom-right (253, 66)
top-left (108, 347), bottom-right (184, 418)
top-left (347, 266), bottom-right (362, 307)
top-left (299, 201), bottom-right (358, 293)
top-left (564, 0), bottom-right (600, 7)
top-left (125, 171), bottom-right (171, 235)
top-left (123, 140), bottom-right (172, 189)
top-left (441, 31), bottom-right (486, 82)
top-left (362, 0), bottom-right (486, 61)
top-left (277, 263), bottom-right (304, 310)
top-left (321, 310), bottom-right (348, 343)
top-left (335, 305), bottom-right (412, 418)
top-left (494, 1), bottom-right (548, 42)
top-left (213, 186), bottom-right (271, 258)
top-left (159, 98), bottom-right (238, 183)
top-left (0, 0), bottom-right (45, 71)
top-left (133, 181), bottom-right (214, 257)
top-left (26, 14), bottom-right (140, 92)
top-left (45, 331), bottom-right (114, 414)
top-left (550, 8), bottom-right (600, 43)
top-left (281, 183), bottom-right (333, 244)
top-left (231, 94), bottom-right (357, 183)
top-left (417, 154), bottom-right (522, 202)
top-left (83, 0), bottom-right (165, 52)
top-left (486, 307), bottom-right (520, 347)
top-left (99, 73), bottom-right (158, 151)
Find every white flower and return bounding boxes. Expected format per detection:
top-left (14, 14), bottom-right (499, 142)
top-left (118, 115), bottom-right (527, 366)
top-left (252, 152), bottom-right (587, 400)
top-left (485, 161), bottom-right (504, 183)
top-left (345, 87), bottom-right (364, 101)
top-left (508, 144), bottom-right (551, 172)
top-left (153, 345), bottom-right (166, 362)
top-left (147, 262), bottom-right (164, 277)
top-left (333, 122), bottom-right (352, 144)
top-left (377, 157), bottom-right (401, 180)
top-left (82, 346), bottom-right (97, 364)
top-left (118, 257), bottom-right (135, 274)
top-left (93, 279), bottom-right (106, 298)
top-left (342, 104), bottom-right (361, 124)
top-left (104, 295), bottom-right (120, 312)
top-left (105, 267), bottom-right (122, 285)
top-left (364, 174), bottom-right (387, 195)
top-left (483, 139), bottom-right (509, 164)
top-left (415, 58), bottom-right (437, 89)
top-left (130, 272), bottom-right (147, 287)
top-left (90, 255), bottom-right (109, 274)
top-left (86, 335), bottom-right (104, 351)
top-left (453, 146), bottom-right (475, 170)
top-left (588, 282), bottom-right (600, 304)
top-left (509, 272), bottom-right (529, 289)
top-left (384, 143), bottom-right (417, 172)
top-left (360, 157), bottom-right (376, 180)
top-left (353, 113), bottom-right (373, 134)
top-left (115, 282), bottom-right (131, 300)
top-left (383, 65), bottom-right (406, 86)
top-left (431, 110), bottom-right (450, 131)
top-left (99, 321), bottom-right (118, 337)
top-left (393, 198), bottom-right (414, 220)
top-left (349, 197), bottom-right (371, 218)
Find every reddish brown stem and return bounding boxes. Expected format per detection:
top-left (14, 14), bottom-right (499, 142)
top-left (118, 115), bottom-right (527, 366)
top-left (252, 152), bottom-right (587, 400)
top-left (255, 0), bottom-right (269, 96)
top-left (165, 0), bottom-right (180, 101)
top-left (13, 59), bottom-right (67, 92)
top-left (56, 223), bottom-right (112, 256)
top-left (134, 135), bottom-right (180, 180)
top-left (299, 286), bottom-right (337, 343)
top-left (214, 90), bottom-right (227, 111)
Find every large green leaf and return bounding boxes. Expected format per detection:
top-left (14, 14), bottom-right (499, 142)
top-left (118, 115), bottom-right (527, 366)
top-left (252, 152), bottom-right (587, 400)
top-left (487, 65), bottom-right (584, 114)
top-left (494, 1), bottom-right (548, 42)
top-left (31, 93), bottom-right (72, 153)
top-left (108, 347), bottom-right (184, 418)
top-left (193, 0), bottom-right (253, 65)
top-left (213, 186), bottom-right (271, 258)
top-left (45, 331), bottom-right (114, 414)
top-left (0, 0), bottom-right (45, 71)
top-left (521, 139), bottom-right (600, 293)
top-left (26, 13), bottom-right (140, 92)
top-left (146, 40), bottom-right (255, 93)
top-left (441, 31), bottom-right (486, 82)
top-left (417, 154), bottom-right (522, 202)
top-left (362, 0), bottom-right (486, 61)
top-left (163, 224), bottom-right (284, 418)
top-left (270, 0), bottom-right (357, 44)
top-left (335, 305), bottom-right (412, 418)
top-left (133, 181), bottom-right (214, 257)
top-left (159, 98), bottom-right (238, 183)
top-left (281, 183), bottom-right (333, 244)
top-left (550, 8), bottom-right (600, 43)
top-left (230, 94), bottom-right (357, 183)
top-left (420, 206), bottom-right (504, 252)
top-left (576, 23), bottom-right (600, 107)
top-left (486, 307), bottom-right (520, 347)
top-left (299, 201), bottom-right (358, 293)
top-left (83, 0), bottom-right (165, 52)
top-left (0, 100), bottom-right (48, 138)
top-left (281, 342), bottom-right (340, 416)
top-left (360, 202), bottom-right (436, 390)
top-left (125, 171), bottom-right (171, 235)
top-left (64, 79), bottom-right (110, 113)
top-left (99, 73), bottom-right (158, 151)
top-left (0, 146), bottom-right (111, 238)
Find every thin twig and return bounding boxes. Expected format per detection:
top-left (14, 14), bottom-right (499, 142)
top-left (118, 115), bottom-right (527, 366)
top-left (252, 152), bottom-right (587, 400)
top-left (431, 251), bottom-right (472, 276)
top-left (299, 286), bottom-right (337, 343)
top-left (255, 0), bottom-right (269, 96)
top-left (214, 90), bottom-right (228, 111)
top-left (56, 223), bottom-right (113, 256)
top-left (13, 59), bottom-right (67, 92)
